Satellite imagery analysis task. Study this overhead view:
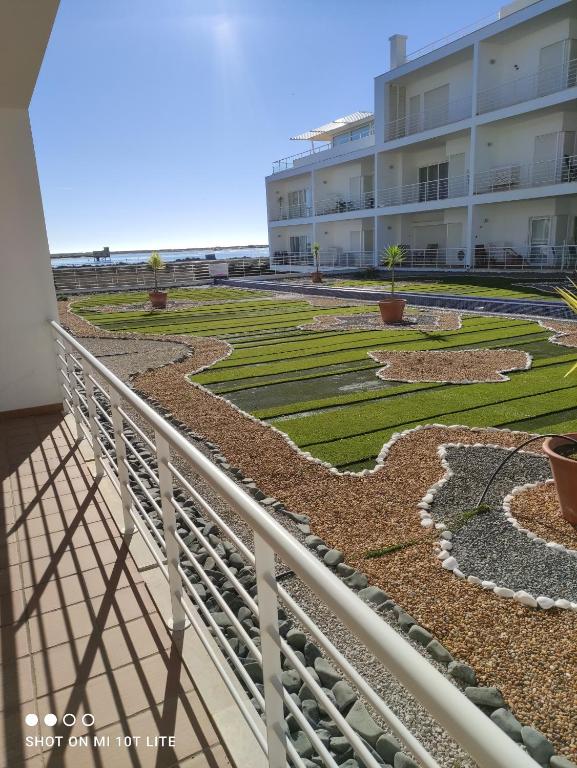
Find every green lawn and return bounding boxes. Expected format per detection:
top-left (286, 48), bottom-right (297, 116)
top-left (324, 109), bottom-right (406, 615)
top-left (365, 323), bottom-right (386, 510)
top-left (73, 291), bottom-right (577, 471)
top-left (333, 276), bottom-right (562, 302)
top-left (71, 286), bottom-right (271, 310)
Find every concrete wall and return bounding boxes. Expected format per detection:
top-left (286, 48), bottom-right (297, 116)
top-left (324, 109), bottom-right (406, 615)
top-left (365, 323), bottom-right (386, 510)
top-left (267, 172), bottom-right (312, 219)
top-left (0, 108), bottom-right (61, 412)
top-left (270, 225), bottom-right (312, 252)
top-left (472, 196), bottom-right (577, 245)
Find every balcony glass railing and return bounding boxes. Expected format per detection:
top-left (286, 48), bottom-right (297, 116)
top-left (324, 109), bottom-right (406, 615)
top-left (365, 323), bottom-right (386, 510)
top-left (474, 154), bottom-right (577, 194)
top-left (385, 95), bottom-right (472, 141)
top-left (477, 58), bottom-right (577, 114)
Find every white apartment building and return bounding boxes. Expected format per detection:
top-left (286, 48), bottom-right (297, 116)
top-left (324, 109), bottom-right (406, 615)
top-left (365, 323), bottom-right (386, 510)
top-left (265, 0), bottom-right (577, 273)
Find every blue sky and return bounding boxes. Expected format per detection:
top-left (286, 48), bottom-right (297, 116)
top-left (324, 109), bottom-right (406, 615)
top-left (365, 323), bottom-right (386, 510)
top-left (31, 0), bottom-right (496, 253)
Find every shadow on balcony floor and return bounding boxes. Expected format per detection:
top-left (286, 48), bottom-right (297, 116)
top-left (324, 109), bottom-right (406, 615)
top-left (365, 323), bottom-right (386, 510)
top-left (0, 412), bottom-right (231, 768)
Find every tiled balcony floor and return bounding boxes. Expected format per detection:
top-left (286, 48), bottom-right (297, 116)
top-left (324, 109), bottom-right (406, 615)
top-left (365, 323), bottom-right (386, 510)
top-left (0, 412), bottom-right (231, 768)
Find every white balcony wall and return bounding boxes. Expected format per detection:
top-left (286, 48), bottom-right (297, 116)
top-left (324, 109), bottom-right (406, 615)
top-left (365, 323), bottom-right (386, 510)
top-left (315, 157), bottom-right (374, 212)
top-left (317, 218), bottom-right (374, 254)
top-left (267, 173), bottom-right (312, 220)
top-left (270, 224), bottom-right (312, 253)
top-left (477, 16), bottom-right (575, 95)
top-left (472, 196), bottom-right (577, 246)
top-left (400, 136), bottom-right (470, 186)
top-left (475, 110), bottom-right (570, 169)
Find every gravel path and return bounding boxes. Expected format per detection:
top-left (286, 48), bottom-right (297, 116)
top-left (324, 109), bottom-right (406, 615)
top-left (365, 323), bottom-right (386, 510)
top-left (370, 349), bottom-right (530, 384)
top-left (299, 309), bottom-right (462, 333)
top-left (430, 445), bottom-right (577, 600)
top-left (59, 298), bottom-right (577, 761)
top-left (512, 483), bottom-right (577, 550)
top-left (540, 318), bottom-right (577, 349)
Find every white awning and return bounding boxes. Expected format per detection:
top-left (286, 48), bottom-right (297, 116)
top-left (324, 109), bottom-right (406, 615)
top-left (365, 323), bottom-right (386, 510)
top-left (291, 111), bottom-right (373, 141)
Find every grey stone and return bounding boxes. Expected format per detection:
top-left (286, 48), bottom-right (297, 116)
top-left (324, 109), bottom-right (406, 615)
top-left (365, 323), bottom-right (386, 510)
top-left (407, 624), bottom-right (433, 646)
top-left (426, 639), bottom-right (453, 664)
top-left (237, 606), bottom-right (252, 622)
top-left (521, 726), bottom-right (555, 766)
top-left (394, 753), bottom-right (420, 768)
top-left (345, 701), bottom-right (383, 747)
top-left (212, 612), bottom-right (231, 628)
top-left (243, 661), bottom-right (262, 684)
top-left (448, 661), bottom-right (477, 686)
top-left (329, 736), bottom-right (353, 756)
top-left (261, 497), bottom-right (276, 506)
top-left (286, 511), bottom-right (309, 524)
top-left (324, 549), bottom-right (344, 567)
top-left (314, 657), bottom-right (341, 688)
top-left (376, 733), bottom-right (401, 763)
top-left (291, 731), bottom-right (314, 759)
top-left (285, 713), bottom-right (299, 733)
top-left (315, 729), bottom-right (331, 748)
top-left (490, 708), bottom-right (522, 742)
top-left (286, 629), bottom-right (307, 650)
top-left (302, 699), bottom-right (320, 724)
top-left (332, 680), bottom-right (357, 713)
top-left (317, 545), bottom-right (329, 557)
top-left (396, 611), bottom-right (417, 631)
top-left (318, 719), bottom-right (341, 736)
top-left (358, 586), bottom-right (390, 607)
top-left (305, 535), bottom-right (324, 549)
top-left (343, 571), bottom-right (369, 590)
top-left (465, 686), bottom-right (506, 710)
top-left (339, 761), bottom-right (360, 768)
top-left (304, 641), bottom-right (322, 666)
top-left (281, 669), bottom-right (301, 694)
top-left (551, 757), bottom-right (577, 768)
top-left (297, 524), bottom-right (311, 535)
top-left (336, 563), bottom-right (355, 577)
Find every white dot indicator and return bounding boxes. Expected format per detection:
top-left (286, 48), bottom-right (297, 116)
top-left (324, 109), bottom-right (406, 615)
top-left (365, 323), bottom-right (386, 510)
top-left (25, 714), bottom-right (38, 727)
top-left (44, 713), bottom-right (57, 727)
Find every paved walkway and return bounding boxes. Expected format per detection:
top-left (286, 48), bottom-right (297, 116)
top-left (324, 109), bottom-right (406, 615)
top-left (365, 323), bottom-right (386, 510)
top-left (0, 412), bottom-right (231, 768)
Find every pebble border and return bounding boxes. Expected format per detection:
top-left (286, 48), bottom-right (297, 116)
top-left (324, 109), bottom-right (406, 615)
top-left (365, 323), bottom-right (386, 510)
top-left (421, 443), bottom-right (577, 612)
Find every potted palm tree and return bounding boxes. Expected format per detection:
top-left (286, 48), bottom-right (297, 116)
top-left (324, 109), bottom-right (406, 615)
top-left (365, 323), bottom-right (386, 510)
top-left (543, 281), bottom-right (577, 526)
top-left (148, 251), bottom-right (168, 308)
top-left (311, 242), bottom-right (322, 283)
top-left (378, 244), bottom-right (406, 323)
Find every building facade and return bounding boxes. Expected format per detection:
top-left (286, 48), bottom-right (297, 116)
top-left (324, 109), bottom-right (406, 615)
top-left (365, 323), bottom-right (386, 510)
top-left (265, 0), bottom-right (577, 273)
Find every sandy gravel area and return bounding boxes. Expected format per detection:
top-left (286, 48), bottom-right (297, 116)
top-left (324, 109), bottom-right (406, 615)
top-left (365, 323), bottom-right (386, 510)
top-left (60, 298), bottom-right (577, 759)
top-left (541, 318), bottom-right (577, 349)
top-left (300, 309), bottom-right (462, 333)
top-left (369, 348), bottom-right (531, 383)
top-left (511, 482), bottom-right (577, 550)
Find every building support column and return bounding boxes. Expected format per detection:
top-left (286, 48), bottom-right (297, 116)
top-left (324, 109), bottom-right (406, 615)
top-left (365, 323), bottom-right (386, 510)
top-left (466, 41), bottom-right (480, 271)
top-left (311, 169), bottom-right (317, 246)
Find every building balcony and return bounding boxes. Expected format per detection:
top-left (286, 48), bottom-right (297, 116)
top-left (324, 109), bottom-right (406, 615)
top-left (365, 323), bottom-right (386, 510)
top-left (271, 127), bottom-right (376, 174)
top-left (384, 95), bottom-right (472, 142)
top-left (270, 249), bottom-right (375, 270)
top-left (315, 191), bottom-right (375, 216)
top-left (477, 58), bottom-right (577, 115)
top-left (472, 243), bottom-right (577, 271)
top-left (377, 173), bottom-right (469, 208)
top-left (268, 203), bottom-right (313, 222)
top-left (474, 154), bottom-right (577, 195)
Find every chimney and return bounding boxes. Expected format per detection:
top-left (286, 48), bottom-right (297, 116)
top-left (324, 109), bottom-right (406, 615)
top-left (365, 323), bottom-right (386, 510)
top-left (389, 34), bottom-right (408, 69)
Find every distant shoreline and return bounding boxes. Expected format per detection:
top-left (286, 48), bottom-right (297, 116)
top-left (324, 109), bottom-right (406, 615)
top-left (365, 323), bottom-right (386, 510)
top-left (51, 245), bottom-right (268, 260)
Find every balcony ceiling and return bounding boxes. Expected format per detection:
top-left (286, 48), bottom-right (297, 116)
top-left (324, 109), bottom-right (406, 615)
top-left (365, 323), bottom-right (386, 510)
top-left (291, 111), bottom-right (373, 141)
top-left (0, 0), bottom-right (59, 108)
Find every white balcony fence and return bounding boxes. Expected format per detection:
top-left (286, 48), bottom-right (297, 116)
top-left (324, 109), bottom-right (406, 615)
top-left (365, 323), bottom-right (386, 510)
top-left (270, 250), bottom-right (375, 271)
top-left (472, 243), bottom-right (577, 271)
top-left (377, 174), bottom-right (469, 208)
top-left (269, 203), bottom-right (313, 222)
top-left (384, 95), bottom-right (472, 141)
top-left (50, 320), bottom-right (540, 768)
top-left (271, 128), bottom-right (376, 174)
top-left (474, 154), bottom-right (577, 194)
top-left (315, 191), bottom-right (376, 216)
top-left (386, 247), bottom-right (468, 270)
top-left (477, 58), bottom-right (577, 114)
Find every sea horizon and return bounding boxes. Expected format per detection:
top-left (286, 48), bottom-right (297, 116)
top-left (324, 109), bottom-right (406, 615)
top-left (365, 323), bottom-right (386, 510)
top-left (51, 245), bottom-right (270, 268)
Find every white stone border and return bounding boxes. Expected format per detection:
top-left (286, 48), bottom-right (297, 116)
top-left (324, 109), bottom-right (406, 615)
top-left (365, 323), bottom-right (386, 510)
top-left (503, 479), bottom-right (577, 563)
top-left (538, 317), bottom-right (577, 351)
top-left (297, 307), bottom-right (463, 334)
top-left (421, 443), bottom-right (577, 612)
top-left (367, 348), bottom-right (532, 385)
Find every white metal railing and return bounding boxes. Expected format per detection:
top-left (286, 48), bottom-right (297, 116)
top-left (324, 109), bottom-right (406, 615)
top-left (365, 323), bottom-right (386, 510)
top-left (474, 154), bottom-right (577, 194)
top-left (271, 128), bottom-right (376, 174)
top-left (387, 247), bottom-right (468, 270)
top-left (385, 95), bottom-right (472, 141)
top-left (477, 57), bottom-right (577, 114)
top-left (269, 203), bottom-right (313, 222)
top-left (472, 243), bottom-right (577, 271)
top-left (270, 250), bottom-right (375, 271)
top-left (315, 191), bottom-right (376, 216)
top-left (377, 173), bottom-right (469, 207)
top-left (50, 319), bottom-right (540, 768)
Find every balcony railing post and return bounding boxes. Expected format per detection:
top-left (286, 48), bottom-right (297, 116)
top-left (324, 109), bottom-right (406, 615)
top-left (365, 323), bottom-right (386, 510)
top-left (109, 389), bottom-right (135, 536)
top-left (156, 432), bottom-right (190, 631)
top-left (253, 532), bottom-right (286, 768)
top-left (65, 342), bottom-right (83, 441)
top-left (83, 362), bottom-right (104, 478)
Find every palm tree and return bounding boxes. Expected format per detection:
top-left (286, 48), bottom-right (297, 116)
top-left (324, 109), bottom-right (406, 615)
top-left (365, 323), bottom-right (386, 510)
top-left (381, 244), bottom-right (406, 295)
top-left (148, 251), bottom-right (165, 292)
top-left (558, 280), bottom-right (577, 376)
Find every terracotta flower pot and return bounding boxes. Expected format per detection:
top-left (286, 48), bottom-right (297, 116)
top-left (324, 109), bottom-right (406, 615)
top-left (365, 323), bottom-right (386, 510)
top-left (149, 290), bottom-right (168, 309)
top-left (311, 272), bottom-right (323, 284)
top-left (378, 298), bottom-right (406, 324)
top-left (543, 433), bottom-right (577, 527)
